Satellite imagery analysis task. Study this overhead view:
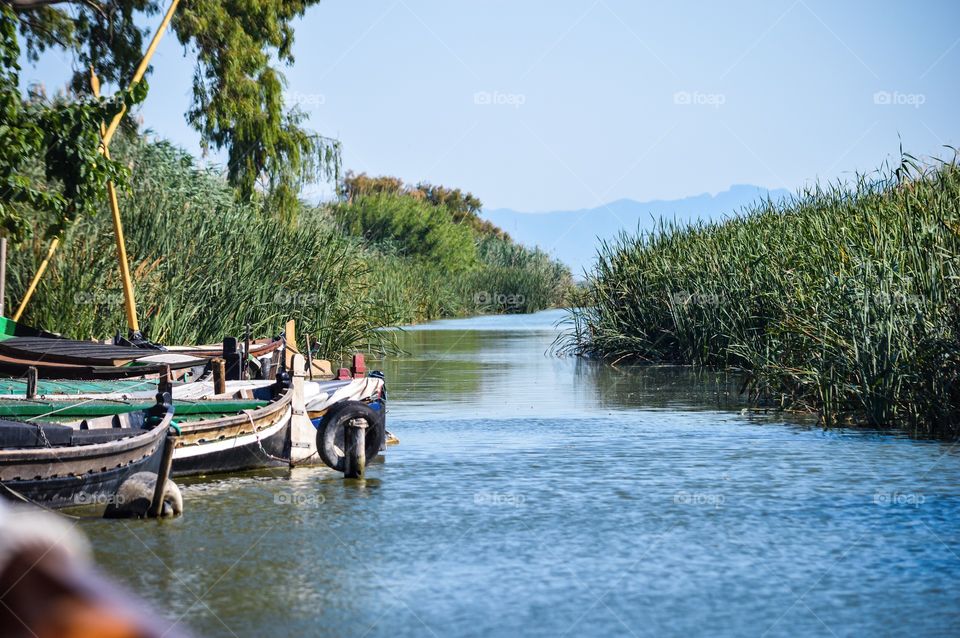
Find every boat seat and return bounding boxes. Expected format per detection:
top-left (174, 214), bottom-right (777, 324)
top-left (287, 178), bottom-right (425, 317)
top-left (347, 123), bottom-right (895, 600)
top-left (0, 420), bottom-right (73, 447)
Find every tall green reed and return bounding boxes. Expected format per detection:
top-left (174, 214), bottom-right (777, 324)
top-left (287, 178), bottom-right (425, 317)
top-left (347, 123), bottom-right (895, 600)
top-left (7, 136), bottom-right (573, 356)
top-left (562, 154), bottom-right (960, 437)
top-left (7, 138), bottom-right (403, 358)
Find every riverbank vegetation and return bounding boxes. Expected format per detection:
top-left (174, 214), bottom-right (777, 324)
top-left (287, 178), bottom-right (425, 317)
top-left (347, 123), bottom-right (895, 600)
top-left (7, 136), bottom-right (571, 357)
top-left (2, 4), bottom-right (570, 359)
top-left (562, 155), bottom-right (960, 437)
top-left (332, 173), bottom-right (571, 319)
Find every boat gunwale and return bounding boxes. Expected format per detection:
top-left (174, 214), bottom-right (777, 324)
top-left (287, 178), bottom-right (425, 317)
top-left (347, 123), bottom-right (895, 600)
top-left (173, 383), bottom-right (292, 439)
top-left (0, 402), bottom-right (174, 464)
top-left (162, 338), bottom-right (282, 358)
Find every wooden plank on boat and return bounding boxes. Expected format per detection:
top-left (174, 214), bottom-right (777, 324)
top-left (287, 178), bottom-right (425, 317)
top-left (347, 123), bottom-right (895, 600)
top-left (0, 336), bottom-right (146, 366)
top-left (0, 353), bottom-right (201, 380)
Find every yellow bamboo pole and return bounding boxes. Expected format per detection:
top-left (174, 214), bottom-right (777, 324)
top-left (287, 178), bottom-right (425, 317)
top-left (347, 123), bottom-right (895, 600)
top-left (101, 0), bottom-right (181, 150)
top-left (11, 0), bottom-right (181, 326)
top-left (91, 70), bottom-right (140, 332)
top-left (11, 238), bottom-right (59, 321)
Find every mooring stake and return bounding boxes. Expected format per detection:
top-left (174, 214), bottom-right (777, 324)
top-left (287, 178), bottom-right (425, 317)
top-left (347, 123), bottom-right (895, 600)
top-left (223, 336), bottom-right (242, 380)
top-left (25, 367), bottom-right (37, 399)
top-left (244, 321), bottom-right (252, 380)
top-left (212, 358), bottom-right (226, 395)
top-left (305, 333), bottom-right (315, 381)
top-left (344, 418), bottom-right (367, 479)
top-left (158, 364), bottom-right (173, 396)
top-left (148, 432), bottom-right (177, 518)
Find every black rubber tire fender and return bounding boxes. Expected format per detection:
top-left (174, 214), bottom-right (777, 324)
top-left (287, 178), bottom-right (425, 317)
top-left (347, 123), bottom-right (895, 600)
top-left (316, 401), bottom-right (385, 471)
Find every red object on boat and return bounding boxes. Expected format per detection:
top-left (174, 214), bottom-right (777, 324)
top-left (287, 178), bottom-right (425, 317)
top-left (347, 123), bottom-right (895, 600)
top-left (351, 354), bottom-right (366, 378)
top-left (337, 367), bottom-right (351, 380)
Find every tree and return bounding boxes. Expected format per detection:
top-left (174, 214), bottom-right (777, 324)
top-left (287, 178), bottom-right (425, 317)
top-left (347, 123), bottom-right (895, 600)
top-left (341, 171), bottom-right (511, 241)
top-left (5, 0), bottom-right (339, 221)
top-left (1, 5), bottom-right (144, 240)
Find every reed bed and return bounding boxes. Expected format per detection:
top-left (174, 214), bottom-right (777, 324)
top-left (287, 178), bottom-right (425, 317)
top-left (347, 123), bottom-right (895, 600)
top-left (561, 155), bottom-right (960, 437)
top-left (355, 237), bottom-right (572, 325)
top-left (7, 138), bottom-right (404, 357)
top-left (7, 136), bottom-right (571, 357)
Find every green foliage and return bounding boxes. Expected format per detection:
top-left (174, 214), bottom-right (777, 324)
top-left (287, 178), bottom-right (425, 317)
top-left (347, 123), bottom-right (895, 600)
top-left (6, 136), bottom-right (571, 355)
top-left (361, 243), bottom-right (571, 324)
top-left (562, 154), bottom-right (960, 437)
top-left (0, 6), bottom-right (145, 240)
top-left (334, 177), bottom-right (572, 320)
top-left (341, 171), bottom-right (509, 240)
top-left (10, 0), bottom-right (339, 222)
top-left (334, 193), bottom-right (479, 273)
top-left (469, 237), bottom-right (572, 314)
top-left (339, 172), bottom-right (405, 199)
top-left (7, 136), bottom-right (396, 358)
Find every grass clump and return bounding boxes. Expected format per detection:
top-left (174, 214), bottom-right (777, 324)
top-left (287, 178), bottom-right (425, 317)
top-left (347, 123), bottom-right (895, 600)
top-left (562, 154), bottom-right (960, 437)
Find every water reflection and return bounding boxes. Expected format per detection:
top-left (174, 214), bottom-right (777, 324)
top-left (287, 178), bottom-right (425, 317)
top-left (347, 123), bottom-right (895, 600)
top-left (382, 309), bottom-right (771, 419)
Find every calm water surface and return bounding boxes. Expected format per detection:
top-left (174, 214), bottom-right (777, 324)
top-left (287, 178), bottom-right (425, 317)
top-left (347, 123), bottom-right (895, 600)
top-left (84, 310), bottom-right (960, 637)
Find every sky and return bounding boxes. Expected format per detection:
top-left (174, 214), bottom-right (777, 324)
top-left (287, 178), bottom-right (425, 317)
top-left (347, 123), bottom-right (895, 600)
top-left (18, 0), bottom-right (960, 212)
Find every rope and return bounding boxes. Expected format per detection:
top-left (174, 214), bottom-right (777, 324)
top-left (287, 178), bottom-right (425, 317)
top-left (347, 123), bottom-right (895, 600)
top-left (240, 409), bottom-right (320, 467)
top-left (243, 410), bottom-right (294, 465)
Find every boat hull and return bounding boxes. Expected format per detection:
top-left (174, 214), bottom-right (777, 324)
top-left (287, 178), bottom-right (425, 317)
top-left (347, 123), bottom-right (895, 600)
top-left (171, 406), bottom-right (292, 477)
top-left (0, 404), bottom-right (174, 510)
top-left (1, 450), bottom-right (165, 509)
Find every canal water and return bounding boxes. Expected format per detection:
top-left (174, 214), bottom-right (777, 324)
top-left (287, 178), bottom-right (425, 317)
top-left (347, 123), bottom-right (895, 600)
top-left (83, 310), bottom-right (960, 637)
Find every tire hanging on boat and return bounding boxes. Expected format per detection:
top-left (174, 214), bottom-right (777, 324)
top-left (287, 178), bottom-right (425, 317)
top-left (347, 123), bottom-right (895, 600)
top-left (316, 401), bottom-right (384, 471)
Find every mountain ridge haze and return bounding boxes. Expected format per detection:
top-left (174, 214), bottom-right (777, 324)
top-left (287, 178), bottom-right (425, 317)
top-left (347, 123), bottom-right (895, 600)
top-left (483, 184), bottom-right (791, 275)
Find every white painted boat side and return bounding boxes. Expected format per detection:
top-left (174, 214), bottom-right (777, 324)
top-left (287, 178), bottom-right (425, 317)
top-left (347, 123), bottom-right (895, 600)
top-left (172, 406), bottom-right (292, 459)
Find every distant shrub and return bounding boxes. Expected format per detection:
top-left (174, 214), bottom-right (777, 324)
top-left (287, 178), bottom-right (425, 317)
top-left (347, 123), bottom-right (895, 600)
top-left (340, 171), bottom-right (509, 240)
top-left (334, 193), bottom-right (479, 272)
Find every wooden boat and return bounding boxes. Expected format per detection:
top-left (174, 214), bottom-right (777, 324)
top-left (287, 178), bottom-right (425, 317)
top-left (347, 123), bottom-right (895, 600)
top-left (0, 372), bottom-right (386, 477)
top-left (0, 385), bottom-right (287, 477)
top-left (0, 394), bottom-right (175, 509)
top-left (169, 378), bottom-right (293, 477)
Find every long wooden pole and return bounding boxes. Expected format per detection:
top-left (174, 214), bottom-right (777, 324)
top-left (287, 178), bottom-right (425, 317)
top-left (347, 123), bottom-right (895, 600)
top-left (91, 70), bottom-right (140, 333)
top-left (11, 237), bottom-right (58, 321)
top-left (11, 0), bottom-right (181, 326)
top-left (102, 0), bottom-right (182, 149)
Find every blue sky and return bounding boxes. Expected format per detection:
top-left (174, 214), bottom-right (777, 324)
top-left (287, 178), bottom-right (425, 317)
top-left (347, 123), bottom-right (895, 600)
top-left (20, 0), bottom-right (960, 211)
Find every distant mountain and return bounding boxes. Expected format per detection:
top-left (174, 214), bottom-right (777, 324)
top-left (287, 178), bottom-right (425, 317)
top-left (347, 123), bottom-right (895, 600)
top-left (483, 185), bottom-right (791, 276)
